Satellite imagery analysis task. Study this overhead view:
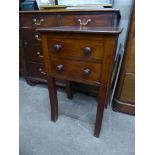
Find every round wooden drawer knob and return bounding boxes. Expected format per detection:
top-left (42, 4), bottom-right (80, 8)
top-left (83, 47), bottom-right (92, 56)
top-left (53, 44), bottom-right (62, 52)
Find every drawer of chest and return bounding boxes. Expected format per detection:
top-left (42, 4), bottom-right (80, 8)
top-left (50, 58), bottom-right (101, 84)
top-left (27, 62), bottom-right (46, 79)
top-left (21, 29), bottom-right (42, 45)
top-left (47, 36), bottom-right (105, 60)
top-left (60, 14), bottom-right (114, 27)
top-left (24, 44), bottom-right (44, 63)
top-left (20, 14), bottom-right (60, 28)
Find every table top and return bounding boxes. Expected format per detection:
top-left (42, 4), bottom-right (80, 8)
top-left (19, 8), bottom-right (120, 14)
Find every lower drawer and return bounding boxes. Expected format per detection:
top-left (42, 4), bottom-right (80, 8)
top-left (27, 62), bottom-right (46, 79)
top-left (50, 58), bottom-right (101, 85)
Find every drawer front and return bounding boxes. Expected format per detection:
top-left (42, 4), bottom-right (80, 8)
top-left (27, 62), bottom-right (46, 79)
top-left (48, 36), bottom-right (105, 60)
top-left (20, 14), bottom-right (60, 28)
top-left (21, 29), bottom-right (42, 45)
top-left (50, 58), bottom-right (101, 83)
top-left (24, 44), bottom-right (44, 63)
top-left (61, 14), bottom-right (113, 27)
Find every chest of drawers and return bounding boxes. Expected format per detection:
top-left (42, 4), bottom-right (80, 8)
top-left (19, 9), bottom-right (120, 93)
top-left (37, 26), bottom-right (122, 137)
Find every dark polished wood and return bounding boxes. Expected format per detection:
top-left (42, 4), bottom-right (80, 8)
top-left (60, 14), bottom-right (117, 27)
top-left (50, 57), bottom-right (102, 85)
top-left (19, 9), bottom-right (120, 89)
top-left (20, 9), bottom-right (121, 97)
top-left (39, 26), bottom-right (121, 34)
top-left (38, 27), bottom-right (121, 137)
top-left (23, 44), bottom-right (44, 63)
top-left (20, 14), bottom-right (60, 28)
top-left (94, 86), bottom-right (107, 137)
top-left (66, 81), bottom-right (73, 99)
top-left (27, 62), bottom-right (46, 79)
top-left (48, 77), bottom-right (58, 121)
top-left (20, 9), bottom-right (121, 137)
top-left (19, 33), bottom-right (26, 76)
top-left (20, 8), bottom-right (121, 14)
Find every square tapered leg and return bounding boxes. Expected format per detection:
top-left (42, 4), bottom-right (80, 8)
top-left (48, 77), bottom-right (58, 122)
top-left (94, 86), bottom-right (106, 137)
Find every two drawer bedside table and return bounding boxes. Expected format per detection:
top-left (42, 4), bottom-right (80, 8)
top-left (37, 26), bottom-right (122, 137)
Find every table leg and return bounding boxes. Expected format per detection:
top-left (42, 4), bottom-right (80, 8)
top-left (48, 77), bottom-right (58, 122)
top-left (66, 81), bottom-right (73, 99)
top-left (94, 86), bottom-right (106, 137)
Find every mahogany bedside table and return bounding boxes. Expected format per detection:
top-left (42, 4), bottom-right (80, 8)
top-left (37, 26), bottom-right (122, 137)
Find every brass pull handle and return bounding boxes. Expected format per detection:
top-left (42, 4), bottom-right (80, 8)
top-left (39, 68), bottom-right (46, 75)
top-left (37, 52), bottom-right (44, 58)
top-left (53, 44), bottom-right (62, 52)
top-left (83, 47), bottom-right (92, 56)
top-left (56, 64), bottom-right (64, 71)
top-left (35, 34), bottom-right (41, 41)
top-left (78, 18), bottom-right (92, 26)
top-left (83, 68), bottom-right (91, 75)
top-left (33, 18), bottom-right (44, 26)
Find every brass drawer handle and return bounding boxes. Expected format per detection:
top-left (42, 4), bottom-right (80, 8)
top-left (53, 44), bottom-right (62, 52)
top-left (83, 68), bottom-right (91, 75)
top-left (56, 64), bottom-right (64, 71)
top-left (78, 18), bottom-right (92, 26)
top-left (33, 18), bottom-right (44, 26)
top-left (37, 52), bottom-right (44, 58)
top-left (35, 34), bottom-right (41, 41)
top-left (39, 68), bottom-right (46, 75)
top-left (83, 47), bottom-right (92, 56)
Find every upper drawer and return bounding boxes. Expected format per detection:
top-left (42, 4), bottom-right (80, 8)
top-left (60, 14), bottom-right (115, 27)
top-left (20, 14), bottom-right (60, 28)
top-left (47, 35), bottom-right (106, 61)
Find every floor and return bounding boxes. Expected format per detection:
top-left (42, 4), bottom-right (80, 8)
top-left (19, 78), bottom-right (135, 155)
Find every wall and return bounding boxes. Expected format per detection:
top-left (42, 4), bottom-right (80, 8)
top-left (114, 0), bottom-right (134, 48)
top-left (58, 0), bottom-right (113, 6)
